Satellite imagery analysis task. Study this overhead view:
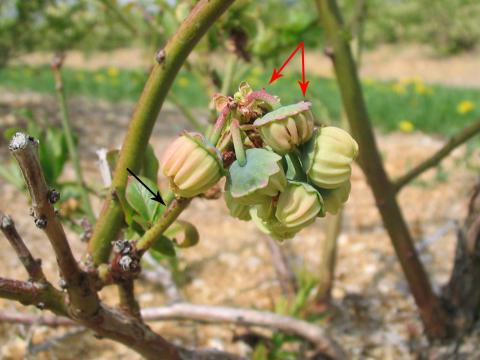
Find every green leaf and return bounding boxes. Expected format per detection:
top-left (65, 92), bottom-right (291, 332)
top-left (251, 343), bottom-right (268, 360)
top-left (140, 144), bottom-right (159, 183)
top-left (282, 153), bottom-right (306, 182)
top-left (131, 214), bottom-right (149, 234)
top-left (38, 127), bottom-right (68, 185)
top-left (228, 148), bottom-right (283, 198)
top-left (3, 127), bottom-right (22, 142)
top-left (125, 175), bottom-right (163, 224)
top-left (151, 236), bottom-right (176, 257)
top-left (0, 162), bottom-right (25, 190)
top-left (165, 220), bottom-right (199, 248)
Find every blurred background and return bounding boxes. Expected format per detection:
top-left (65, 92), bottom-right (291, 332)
top-left (0, 0), bottom-right (479, 359)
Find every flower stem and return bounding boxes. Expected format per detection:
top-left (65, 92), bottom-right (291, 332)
top-left (230, 119), bottom-right (246, 166)
top-left (209, 105), bottom-right (230, 146)
top-left (136, 198), bottom-right (190, 253)
top-left (88, 0), bottom-right (236, 265)
top-left (51, 58), bottom-right (96, 224)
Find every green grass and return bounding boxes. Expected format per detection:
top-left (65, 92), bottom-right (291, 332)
top-left (1, 64), bottom-right (479, 136)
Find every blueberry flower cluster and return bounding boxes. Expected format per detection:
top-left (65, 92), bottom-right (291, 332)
top-left (161, 83), bottom-right (358, 240)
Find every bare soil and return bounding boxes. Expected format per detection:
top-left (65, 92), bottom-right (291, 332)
top-left (0, 91), bottom-right (479, 359)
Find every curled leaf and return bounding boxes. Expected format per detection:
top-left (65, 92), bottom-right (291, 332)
top-left (165, 220), bottom-right (199, 248)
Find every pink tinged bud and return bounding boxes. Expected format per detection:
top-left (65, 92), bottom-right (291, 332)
top-left (321, 180), bottom-right (351, 215)
top-left (161, 132), bottom-right (223, 198)
top-left (275, 181), bottom-right (324, 229)
top-left (254, 101), bottom-right (314, 154)
top-left (302, 127), bottom-right (358, 189)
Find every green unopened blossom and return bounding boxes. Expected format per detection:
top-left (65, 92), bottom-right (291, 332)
top-left (224, 191), bottom-right (251, 221)
top-left (302, 126), bottom-right (358, 189)
top-left (250, 207), bottom-right (302, 241)
top-left (254, 101), bottom-right (314, 154)
top-left (275, 181), bottom-right (325, 228)
top-left (321, 180), bottom-right (351, 215)
top-left (161, 132), bottom-right (223, 198)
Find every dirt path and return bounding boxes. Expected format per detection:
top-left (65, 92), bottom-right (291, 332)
top-left (0, 92), bottom-right (479, 359)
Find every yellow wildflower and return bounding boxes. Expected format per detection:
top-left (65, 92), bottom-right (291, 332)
top-left (363, 77), bottom-right (376, 86)
top-left (107, 67), bottom-right (119, 78)
top-left (94, 74), bottom-right (105, 83)
top-left (414, 81), bottom-right (432, 95)
top-left (457, 100), bottom-right (475, 115)
top-left (400, 76), bottom-right (422, 85)
top-left (391, 82), bottom-right (407, 95)
top-left (398, 120), bottom-right (414, 133)
top-left (178, 77), bottom-right (189, 88)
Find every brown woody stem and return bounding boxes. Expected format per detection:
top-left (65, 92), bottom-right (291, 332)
top-left (0, 211), bottom-right (46, 282)
top-left (117, 279), bottom-right (142, 320)
top-left (9, 133), bottom-right (100, 318)
top-left (0, 278), bottom-right (66, 315)
top-left (316, 0), bottom-right (450, 338)
top-left (394, 119), bottom-right (480, 192)
top-left (0, 303), bottom-right (345, 359)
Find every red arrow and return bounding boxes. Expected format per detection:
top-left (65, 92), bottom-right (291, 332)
top-left (268, 41), bottom-right (309, 96)
top-left (297, 42), bottom-right (310, 96)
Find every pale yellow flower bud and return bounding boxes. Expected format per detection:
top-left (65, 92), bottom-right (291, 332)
top-left (161, 132), bottom-right (223, 198)
top-left (302, 127), bottom-right (358, 189)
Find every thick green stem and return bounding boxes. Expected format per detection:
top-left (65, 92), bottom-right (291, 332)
top-left (231, 119), bottom-right (246, 166)
top-left (52, 64), bottom-right (96, 224)
top-left (88, 0), bottom-right (236, 265)
top-left (316, 0), bottom-right (450, 338)
top-left (136, 198), bottom-right (190, 253)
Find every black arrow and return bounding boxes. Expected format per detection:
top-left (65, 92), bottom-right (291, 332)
top-left (127, 168), bottom-right (165, 205)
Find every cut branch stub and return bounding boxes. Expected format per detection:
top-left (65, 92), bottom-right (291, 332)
top-left (0, 211), bottom-right (46, 282)
top-left (9, 132), bottom-right (99, 319)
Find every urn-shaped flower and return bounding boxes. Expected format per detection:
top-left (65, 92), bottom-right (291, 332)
top-left (320, 180), bottom-right (351, 215)
top-left (161, 132), bottom-right (223, 197)
top-left (224, 191), bottom-right (251, 221)
top-left (301, 127), bottom-right (358, 189)
top-left (254, 101), bottom-right (314, 154)
top-left (250, 207), bottom-right (302, 241)
top-left (275, 181), bottom-right (325, 228)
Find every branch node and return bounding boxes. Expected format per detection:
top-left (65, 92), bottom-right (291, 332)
top-left (59, 279), bottom-right (68, 290)
top-left (155, 48), bottom-right (166, 64)
top-left (47, 189), bottom-right (61, 204)
top-left (0, 214), bottom-right (13, 229)
top-left (323, 46), bottom-right (334, 59)
top-left (36, 302), bottom-right (46, 310)
top-left (34, 216), bottom-right (48, 229)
